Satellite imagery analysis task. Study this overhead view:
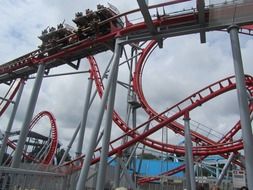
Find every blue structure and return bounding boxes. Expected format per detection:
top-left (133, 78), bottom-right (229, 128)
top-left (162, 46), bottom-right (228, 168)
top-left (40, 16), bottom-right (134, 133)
top-left (136, 159), bottom-right (184, 177)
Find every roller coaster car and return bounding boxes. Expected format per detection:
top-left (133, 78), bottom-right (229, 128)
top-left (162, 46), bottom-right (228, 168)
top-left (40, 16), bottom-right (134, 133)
top-left (73, 4), bottom-right (123, 39)
top-left (38, 24), bottom-right (75, 55)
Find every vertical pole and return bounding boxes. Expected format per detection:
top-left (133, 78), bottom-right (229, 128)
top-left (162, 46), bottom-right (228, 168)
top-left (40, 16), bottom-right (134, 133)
top-left (76, 77), bottom-right (93, 158)
top-left (115, 47), bottom-right (136, 188)
top-left (59, 123), bottom-right (81, 165)
top-left (130, 48), bottom-right (138, 188)
top-left (184, 112), bottom-right (196, 190)
top-left (114, 154), bottom-right (121, 188)
top-left (216, 152), bottom-right (235, 187)
top-left (76, 39), bottom-right (122, 190)
top-left (11, 64), bottom-right (45, 168)
top-left (131, 105), bottom-right (137, 187)
top-left (120, 142), bottom-right (140, 180)
top-left (216, 160), bottom-right (219, 179)
top-left (0, 80), bottom-right (25, 165)
top-left (228, 25), bottom-right (253, 190)
top-left (119, 158), bottom-right (137, 190)
top-left (92, 163), bottom-right (99, 188)
top-left (184, 143), bottom-right (190, 189)
top-left (137, 122), bottom-right (150, 175)
top-left (96, 59), bottom-right (119, 190)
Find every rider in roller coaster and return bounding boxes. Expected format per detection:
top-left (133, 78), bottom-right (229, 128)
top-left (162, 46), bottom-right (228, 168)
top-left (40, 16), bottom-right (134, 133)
top-left (39, 4), bottom-right (123, 55)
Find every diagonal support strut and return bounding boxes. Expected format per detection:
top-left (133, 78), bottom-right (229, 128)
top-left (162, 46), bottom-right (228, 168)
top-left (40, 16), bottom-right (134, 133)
top-left (137, 0), bottom-right (163, 48)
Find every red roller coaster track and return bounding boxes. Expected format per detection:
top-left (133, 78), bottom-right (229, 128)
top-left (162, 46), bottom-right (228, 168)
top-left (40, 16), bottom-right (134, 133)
top-left (57, 55), bottom-right (253, 175)
top-left (0, 0), bottom-right (252, 182)
top-left (0, 79), bottom-right (22, 117)
top-left (5, 111), bottom-right (58, 165)
top-left (0, 0), bottom-right (252, 82)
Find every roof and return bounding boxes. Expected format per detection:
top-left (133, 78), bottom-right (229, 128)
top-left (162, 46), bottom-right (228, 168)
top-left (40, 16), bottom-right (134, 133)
top-left (136, 159), bottom-right (184, 177)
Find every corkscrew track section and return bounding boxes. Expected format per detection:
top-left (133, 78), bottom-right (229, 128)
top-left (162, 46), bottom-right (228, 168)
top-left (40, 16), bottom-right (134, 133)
top-left (58, 54), bottom-right (253, 174)
top-left (4, 111), bottom-right (58, 165)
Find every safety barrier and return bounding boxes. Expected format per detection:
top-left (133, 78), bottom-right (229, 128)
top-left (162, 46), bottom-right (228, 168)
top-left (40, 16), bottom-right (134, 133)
top-left (0, 166), bottom-right (67, 190)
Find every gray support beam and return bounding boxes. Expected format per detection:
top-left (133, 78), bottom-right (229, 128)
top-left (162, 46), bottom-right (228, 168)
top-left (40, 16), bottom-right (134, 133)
top-left (119, 158), bottom-right (137, 190)
top-left (136, 0), bottom-right (163, 48)
top-left (184, 133), bottom-right (190, 189)
top-left (114, 47), bottom-right (135, 189)
top-left (120, 143), bottom-right (140, 181)
top-left (216, 161), bottom-right (219, 179)
top-left (75, 39), bottom-right (122, 190)
top-left (11, 64), bottom-right (45, 168)
top-left (86, 157), bottom-right (116, 181)
top-left (0, 80), bottom-right (25, 165)
top-left (197, 0), bottom-right (206, 43)
top-left (37, 142), bottom-right (50, 161)
top-left (136, 0), bottom-right (156, 34)
top-left (33, 131), bottom-right (51, 161)
top-left (114, 155), bottom-right (121, 188)
top-left (137, 123), bottom-right (150, 174)
top-left (95, 130), bottom-right (104, 147)
top-left (127, 143), bottom-right (139, 173)
top-left (76, 77), bottom-right (93, 158)
top-left (131, 106), bottom-right (137, 186)
top-left (88, 56), bottom-right (113, 109)
top-left (92, 163), bottom-right (99, 188)
top-left (120, 123), bottom-right (150, 184)
top-left (96, 58), bottom-right (119, 190)
top-left (184, 112), bottom-right (196, 190)
top-left (216, 152), bottom-right (235, 187)
top-left (228, 25), bottom-right (253, 190)
top-left (59, 123), bottom-right (81, 165)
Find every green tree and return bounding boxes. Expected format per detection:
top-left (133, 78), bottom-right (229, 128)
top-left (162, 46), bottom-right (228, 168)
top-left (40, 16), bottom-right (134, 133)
top-left (56, 148), bottom-right (72, 164)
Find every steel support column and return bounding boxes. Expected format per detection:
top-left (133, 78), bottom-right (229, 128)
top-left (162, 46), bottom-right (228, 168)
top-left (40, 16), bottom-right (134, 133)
top-left (96, 58), bottom-right (119, 190)
top-left (119, 158), bottom-right (137, 190)
top-left (76, 38), bottom-right (122, 190)
top-left (0, 80), bottom-right (25, 165)
top-left (228, 25), bottom-right (253, 190)
top-left (197, 0), bottom-right (206, 43)
top-left (11, 64), bottom-right (45, 168)
top-left (184, 112), bottom-right (196, 190)
top-left (59, 123), bottom-right (81, 165)
top-left (216, 152), bottom-right (235, 187)
top-left (114, 46), bottom-right (137, 189)
top-left (216, 161), bottom-right (219, 179)
top-left (76, 77), bottom-right (93, 158)
top-left (184, 129), bottom-right (190, 189)
top-left (114, 155), bottom-right (121, 188)
top-left (131, 105), bottom-right (137, 187)
top-left (136, 0), bottom-right (163, 47)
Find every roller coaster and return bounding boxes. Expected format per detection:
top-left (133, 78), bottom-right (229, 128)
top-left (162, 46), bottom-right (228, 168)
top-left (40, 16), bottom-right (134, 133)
top-left (0, 0), bottom-right (253, 189)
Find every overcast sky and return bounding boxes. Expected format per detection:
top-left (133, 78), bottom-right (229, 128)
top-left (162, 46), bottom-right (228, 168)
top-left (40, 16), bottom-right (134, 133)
top-left (0, 0), bottom-right (253, 159)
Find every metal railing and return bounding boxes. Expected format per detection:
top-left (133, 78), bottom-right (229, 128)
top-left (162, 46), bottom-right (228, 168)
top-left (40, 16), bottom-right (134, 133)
top-left (0, 167), bottom-right (67, 190)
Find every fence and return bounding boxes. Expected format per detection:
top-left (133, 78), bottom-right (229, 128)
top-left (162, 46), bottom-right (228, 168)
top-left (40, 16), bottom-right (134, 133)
top-left (0, 167), bottom-right (67, 190)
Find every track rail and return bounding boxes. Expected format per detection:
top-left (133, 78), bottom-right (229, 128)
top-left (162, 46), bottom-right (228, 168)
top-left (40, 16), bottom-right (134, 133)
top-left (89, 54), bottom-right (253, 155)
top-left (57, 56), bottom-right (253, 174)
top-left (29, 111), bottom-right (58, 164)
top-left (0, 79), bottom-right (22, 117)
top-left (1, 0), bottom-right (252, 181)
top-left (0, 0), bottom-right (253, 83)
top-left (133, 40), bottom-right (253, 183)
top-left (5, 111), bottom-right (58, 165)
